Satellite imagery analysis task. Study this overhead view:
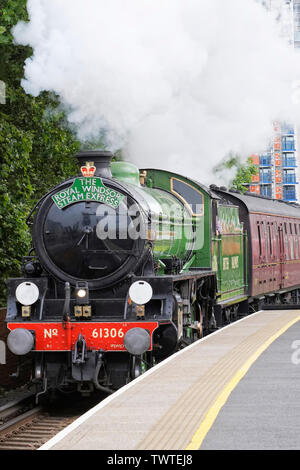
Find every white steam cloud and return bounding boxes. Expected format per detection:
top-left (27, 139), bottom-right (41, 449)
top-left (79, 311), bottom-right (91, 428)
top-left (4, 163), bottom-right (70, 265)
top-left (13, 0), bottom-right (300, 184)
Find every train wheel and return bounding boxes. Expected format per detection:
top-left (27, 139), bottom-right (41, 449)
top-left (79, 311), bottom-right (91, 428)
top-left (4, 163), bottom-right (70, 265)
top-left (130, 355), bottom-right (142, 380)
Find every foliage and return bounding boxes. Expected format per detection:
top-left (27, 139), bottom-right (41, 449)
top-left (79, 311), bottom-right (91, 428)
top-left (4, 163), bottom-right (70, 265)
top-left (214, 153), bottom-right (258, 193)
top-left (0, 1), bottom-right (80, 305)
top-left (0, 0), bottom-right (28, 45)
top-left (0, 120), bottom-right (33, 279)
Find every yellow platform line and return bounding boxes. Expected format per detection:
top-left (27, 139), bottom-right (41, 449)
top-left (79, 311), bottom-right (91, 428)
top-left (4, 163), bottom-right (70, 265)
top-left (186, 314), bottom-right (300, 450)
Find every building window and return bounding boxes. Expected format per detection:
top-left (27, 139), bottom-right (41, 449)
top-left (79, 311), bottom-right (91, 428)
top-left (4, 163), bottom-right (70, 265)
top-left (282, 153), bottom-right (296, 167)
top-left (260, 169), bottom-right (272, 184)
top-left (260, 185), bottom-right (272, 198)
top-left (282, 136), bottom-right (295, 151)
top-left (283, 186), bottom-right (297, 201)
top-left (259, 154), bottom-right (271, 166)
top-left (283, 170), bottom-right (297, 184)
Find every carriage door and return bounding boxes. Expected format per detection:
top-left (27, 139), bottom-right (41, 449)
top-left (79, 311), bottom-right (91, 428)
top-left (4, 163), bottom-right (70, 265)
top-left (278, 226), bottom-right (284, 289)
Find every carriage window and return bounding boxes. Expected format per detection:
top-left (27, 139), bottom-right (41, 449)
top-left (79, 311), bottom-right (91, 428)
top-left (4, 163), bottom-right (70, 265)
top-left (268, 224), bottom-right (272, 256)
top-left (274, 222), bottom-right (278, 258)
top-left (284, 222), bottom-right (287, 234)
top-left (295, 224), bottom-right (298, 235)
top-left (289, 223), bottom-right (294, 259)
top-left (170, 178), bottom-right (203, 216)
top-left (257, 224), bottom-right (262, 257)
top-left (291, 239), bottom-right (295, 260)
top-left (263, 221), bottom-right (268, 257)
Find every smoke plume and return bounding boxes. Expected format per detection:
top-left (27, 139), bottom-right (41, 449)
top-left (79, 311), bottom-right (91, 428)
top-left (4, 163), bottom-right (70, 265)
top-left (13, 0), bottom-right (300, 184)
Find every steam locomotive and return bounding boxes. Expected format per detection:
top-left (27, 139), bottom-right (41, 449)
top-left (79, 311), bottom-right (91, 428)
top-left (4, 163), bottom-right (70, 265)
top-left (6, 150), bottom-right (300, 400)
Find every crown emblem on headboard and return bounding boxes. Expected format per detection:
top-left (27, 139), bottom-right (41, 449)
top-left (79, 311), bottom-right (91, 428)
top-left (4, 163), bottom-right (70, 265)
top-left (80, 162), bottom-right (96, 177)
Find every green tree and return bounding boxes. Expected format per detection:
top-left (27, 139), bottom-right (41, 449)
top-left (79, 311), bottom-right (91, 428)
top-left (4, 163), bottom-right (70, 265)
top-left (0, 1), bottom-right (80, 305)
top-left (214, 154), bottom-right (258, 193)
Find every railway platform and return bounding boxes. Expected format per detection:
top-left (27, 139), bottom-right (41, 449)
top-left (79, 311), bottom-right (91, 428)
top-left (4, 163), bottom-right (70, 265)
top-left (39, 309), bottom-right (300, 450)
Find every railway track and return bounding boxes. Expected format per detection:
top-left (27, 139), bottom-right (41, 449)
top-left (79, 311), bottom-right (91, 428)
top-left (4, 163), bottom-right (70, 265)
top-left (0, 406), bottom-right (77, 450)
top-left (0, 391), bottom-right (106, 450)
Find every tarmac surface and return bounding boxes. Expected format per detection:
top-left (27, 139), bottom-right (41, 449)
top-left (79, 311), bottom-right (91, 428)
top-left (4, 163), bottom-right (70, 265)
top-left (201, 320), bottom-right (300, 450)
top-left (39, 309), bottom-right (300, 451)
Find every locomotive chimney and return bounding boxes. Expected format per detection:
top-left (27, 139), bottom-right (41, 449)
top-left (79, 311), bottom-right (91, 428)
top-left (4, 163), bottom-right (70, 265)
top-left (76, 150), bottom-right (113, 178)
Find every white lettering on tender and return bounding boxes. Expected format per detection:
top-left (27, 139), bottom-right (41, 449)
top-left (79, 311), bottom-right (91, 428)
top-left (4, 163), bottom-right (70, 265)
top-left (232, 256), bottom-right (239, 269)
top-left (223, 257), bottom-right (229, 270)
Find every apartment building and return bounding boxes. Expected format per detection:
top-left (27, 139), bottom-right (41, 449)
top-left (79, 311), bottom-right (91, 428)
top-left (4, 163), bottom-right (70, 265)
top-left (249, 0), bottom-right (299, 202)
